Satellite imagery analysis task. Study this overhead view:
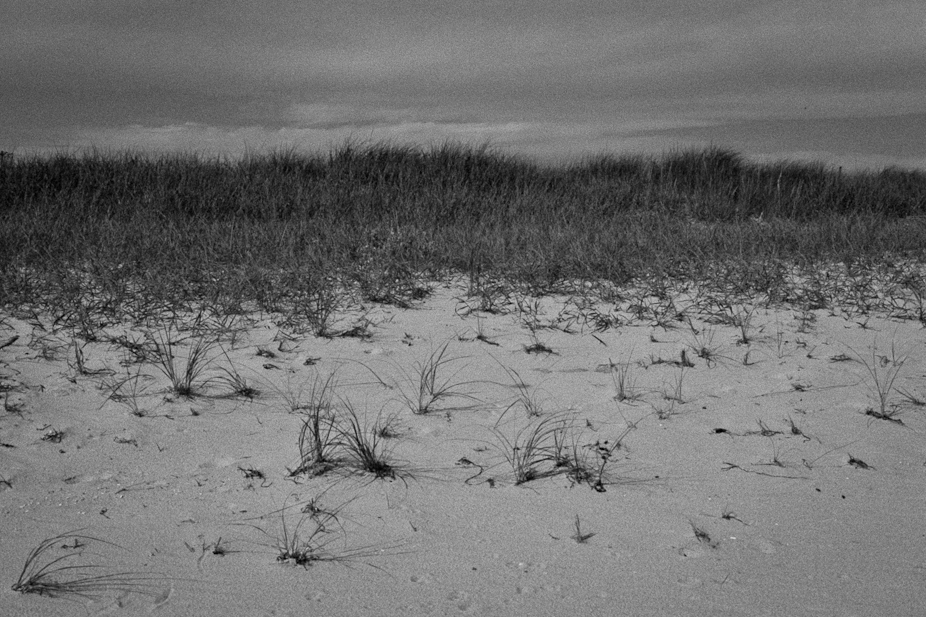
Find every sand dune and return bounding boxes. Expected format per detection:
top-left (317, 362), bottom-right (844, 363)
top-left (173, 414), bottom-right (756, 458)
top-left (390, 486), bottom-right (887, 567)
top-left (2, 281), bottom-right (925, 616)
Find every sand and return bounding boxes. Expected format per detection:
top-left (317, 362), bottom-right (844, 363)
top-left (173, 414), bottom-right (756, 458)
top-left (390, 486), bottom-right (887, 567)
top-left (1, 280), bottom-right (925, 616)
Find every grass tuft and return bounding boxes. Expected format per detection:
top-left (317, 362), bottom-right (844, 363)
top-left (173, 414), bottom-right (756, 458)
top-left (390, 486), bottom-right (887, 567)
top-left (491, 411), bottom-right (573, 485)
top-left (848, 340), bottom-right (907, 423)
top-left (289, 372), bottom-right (340, 477)
top-left (395, 341), bottom-right (479, 414)
top-left (12, 531), bottom-right (167, 599)
top-left (147, 326), bottom-right (217, 397)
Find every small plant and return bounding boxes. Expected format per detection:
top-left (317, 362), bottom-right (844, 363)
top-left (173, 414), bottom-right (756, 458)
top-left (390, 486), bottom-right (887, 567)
top-left (689, 520), bottom-right (717, 548)
top-left (459, 317), bottom-right (500, 346)
top-left (716, 300), bottom-right (759, 345)
top-left (652, 397), bottom-right (680, 420)
top-left (274, 515), bottom-right (328, 568)
top-left (849, 340), bottom-right (906, 422)
top-left (664, 367), bottom-right (686, 403)
top-left (499, 365), bottom-right (544, 417)
top-left (241, 495), bottom-right (399, 570)
top-left (685, 320), bottom-right (721, 365)
top-left (491, 411), bottom-right (572, 485)
top-left (373, 411), bottom-right (403, 439)
top-left (337, 314), bottom-right (375, 340)
top-left (582, 415), bottom-right (642, 491)
top-left (289, 373), bottom-right (339, 477)
top-left (721, 507), bottom-right (745, 524)
top-left (608, 356), bottom-right (642, 403)
top-left (586, 439), bottom-right (618, 492)
top-left (395, 342), bottom-right (478, 414)
top-left (296, 279), bottom-right (343, 338)
top-left (67, 339), bottom-right (112, 380)
top-left (99, 365), bottom-right (152, 416)
top-left (570, 515), bottom-right (595, 544)
top-left (524, 331), bottom-right (556, 355)
top-left (772, 327), bottom-right (790, 359)
top-left (459, 278), bottom-right (512, 315)
top-left (107, 333), bottom-right (155, 364)
top-left (215, 348), bottom-right (260, 399)
top-left (515, 295), bottom-right (545, 332)
top-left (334, 400), bottom-right (399, 480)
top-left (12, 531), bottom-right (166, 599)
top-left (760, 437), bottom-right (786, 467)
top-left (147, 326), bottom-right (217, 397)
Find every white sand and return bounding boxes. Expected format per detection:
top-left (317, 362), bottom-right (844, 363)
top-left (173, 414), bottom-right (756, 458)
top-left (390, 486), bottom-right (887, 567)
top-left (2, 282), bottom-right (925, 616)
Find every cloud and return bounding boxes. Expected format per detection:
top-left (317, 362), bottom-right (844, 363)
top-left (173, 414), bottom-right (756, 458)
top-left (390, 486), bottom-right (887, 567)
top-left (3, 1), bottom-right (926, 169)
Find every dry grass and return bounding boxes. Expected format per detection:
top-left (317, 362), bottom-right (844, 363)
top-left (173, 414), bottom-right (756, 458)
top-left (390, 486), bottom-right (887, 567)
top-left (12, 531), bottom-right (168, 600)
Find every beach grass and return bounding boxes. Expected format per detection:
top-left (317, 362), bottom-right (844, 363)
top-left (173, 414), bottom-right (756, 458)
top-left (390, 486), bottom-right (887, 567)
top-left (2, 143), bottom-right (925, 323)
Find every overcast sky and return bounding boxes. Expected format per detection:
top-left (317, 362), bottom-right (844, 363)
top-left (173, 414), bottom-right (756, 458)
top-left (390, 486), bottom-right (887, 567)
top-left (4, 1), bottom-right (925, 170)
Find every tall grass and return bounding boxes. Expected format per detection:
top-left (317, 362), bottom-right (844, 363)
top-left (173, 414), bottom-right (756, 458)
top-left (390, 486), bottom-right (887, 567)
top-left (2, 144), bottom-right (925, 318)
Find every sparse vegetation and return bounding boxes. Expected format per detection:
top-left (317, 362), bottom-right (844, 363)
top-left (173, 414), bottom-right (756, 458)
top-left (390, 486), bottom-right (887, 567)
top-left (491, 412), bottom-right (573, 485)
top-left (570, 515), bottom-right (595, 544)
top-left (849, 340), bottom-right (907, 423)
top-left (289, 373), bottom-right (340, 477)
top-left (147, 326), bottom-right (217, 397)
top-left (394, 341), bottom-right (478, 414)
top-left (333, 400), bottom-right (400, 480)
top-left (240, 496), bottom-right (398, 570)
top-left (610, 358), bottom-right (642, 403)
top-left (99, 365), bottom-right (151, 416)
top-left (12, 531), bottom-right (166, 599)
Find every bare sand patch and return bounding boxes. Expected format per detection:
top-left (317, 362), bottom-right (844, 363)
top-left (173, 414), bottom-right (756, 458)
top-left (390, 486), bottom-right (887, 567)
top-left (2, 282), bottom-right (925, 616)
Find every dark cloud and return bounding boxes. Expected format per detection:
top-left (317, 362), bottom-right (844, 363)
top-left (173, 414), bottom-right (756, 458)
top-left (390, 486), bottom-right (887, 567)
top-left (3, 1), bottom-right (925, 168)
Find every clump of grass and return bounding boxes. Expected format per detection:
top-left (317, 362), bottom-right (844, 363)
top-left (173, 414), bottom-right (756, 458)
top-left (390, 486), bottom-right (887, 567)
top-left (373, 411), bottom-right (403, 439)
top-left (146, 326), bottom-right (217, 397)
top-left (652, 397), bottom-right (680, 420)
top-left (334, 400), bottom-right (399, 480)
top-left (214, 348), bottom-right (260, 399)
top-left (240, 495), bottom-right (400, 570)
top-left (99, 365), bottom-right (152, 416)
top-left (491, 411), bottom-right (573, 485)
top-left (289, 373), bottom-right (339, 477)
top-left (274, 511), bottom-right (336, 569)
top-left (608, 357), bottom-right (642, 403)
top-left (714, 300), bottom-right (760, 345)
top-left (570, 413), bottom-right (643, 491)
top-left (685, 319), bottom-right (722, 365)
top-left (849, 340), bottom-right (907, 423)
top-left (395, 341), bottom-right (478, 414)
top-left (291, 273), bottom-right (343, 339)
top-left (498, 364), bottom-right (544, 417)
top-left (663, 367), bottom-right (687, 404)
top-left (285, 374), bottom-right (403, 481)
top-left (12, 531), bottom-right (167, 599)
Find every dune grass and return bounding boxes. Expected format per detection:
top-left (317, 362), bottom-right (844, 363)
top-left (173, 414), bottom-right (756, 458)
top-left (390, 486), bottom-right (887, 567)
top-left (2, 143), bottom-right (925, 324)
top-left (12, 531), bottom-right (167, 600)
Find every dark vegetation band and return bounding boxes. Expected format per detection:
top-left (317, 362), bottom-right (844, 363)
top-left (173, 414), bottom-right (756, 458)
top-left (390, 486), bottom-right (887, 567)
top-left (2, 142), bottom-right (925, 313)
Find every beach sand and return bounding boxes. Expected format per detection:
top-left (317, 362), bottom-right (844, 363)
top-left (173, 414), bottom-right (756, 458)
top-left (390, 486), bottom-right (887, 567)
top-left (2, 281), bottom-right (924, 616)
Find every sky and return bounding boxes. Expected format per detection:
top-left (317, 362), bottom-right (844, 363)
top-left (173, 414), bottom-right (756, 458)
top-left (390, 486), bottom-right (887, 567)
top-left (3, 1), bottom-right (926, 171)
